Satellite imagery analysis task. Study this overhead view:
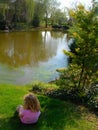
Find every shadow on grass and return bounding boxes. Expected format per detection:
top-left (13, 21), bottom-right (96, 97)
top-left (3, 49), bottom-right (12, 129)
top-left (0, 96), bottom-right (82, 130)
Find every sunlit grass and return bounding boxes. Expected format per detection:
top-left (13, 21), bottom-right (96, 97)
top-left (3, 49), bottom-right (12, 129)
top-left (0, 84), bottom-right (97, 130)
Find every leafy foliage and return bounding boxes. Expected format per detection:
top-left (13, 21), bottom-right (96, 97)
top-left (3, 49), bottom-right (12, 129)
top-left (57, 4), bottom-right (98, 108)
top-left (0, 0), bottom-right (67, 29)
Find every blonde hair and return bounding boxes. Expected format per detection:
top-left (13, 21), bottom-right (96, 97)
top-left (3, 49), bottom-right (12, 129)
top-left (23, 93), bottom-right (40, 112)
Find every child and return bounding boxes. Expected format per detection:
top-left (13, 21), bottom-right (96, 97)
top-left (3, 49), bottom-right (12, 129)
top-left (17, 93), bottom-right (41, 124)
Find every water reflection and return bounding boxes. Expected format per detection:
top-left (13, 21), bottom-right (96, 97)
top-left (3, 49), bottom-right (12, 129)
top-left (0, 31), bottom-right (69, 84)
top-left (0, 31), bottom-right (60, 67)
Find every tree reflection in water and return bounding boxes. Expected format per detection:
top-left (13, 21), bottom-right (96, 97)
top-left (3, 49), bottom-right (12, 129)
top-left (0, 31), bottom-right (69, 84)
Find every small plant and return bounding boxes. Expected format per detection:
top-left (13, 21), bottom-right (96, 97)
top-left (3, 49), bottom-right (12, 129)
top-left (30, 81), bottom-right (59, 95)
top-left (31, 84), bottom-right (43, 93)
top-left (86, 83), bottom-right (98, 109)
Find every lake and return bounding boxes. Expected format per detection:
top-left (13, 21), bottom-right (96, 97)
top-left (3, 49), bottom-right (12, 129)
top-left (0, 31), bottom-right (71, 85)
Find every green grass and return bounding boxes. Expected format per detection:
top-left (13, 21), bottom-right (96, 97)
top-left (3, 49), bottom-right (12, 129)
top-left (0, 84), bottom-right (98, 130)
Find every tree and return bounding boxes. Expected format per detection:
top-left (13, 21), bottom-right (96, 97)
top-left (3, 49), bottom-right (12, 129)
top-left (41, 0), bottom-right (60, 27)
top-left (25, 0), bottom-right (35, 24)
top-left (0, 2), bottom-right (9, 20)
top-left (50, 9), bottom-right (67, 25)
top-left (58, 3), bottom-right (98, 100)
top-left (32, 0), bottom-right (45, 27)
top-left (0, 1), bottom-right (10, 29)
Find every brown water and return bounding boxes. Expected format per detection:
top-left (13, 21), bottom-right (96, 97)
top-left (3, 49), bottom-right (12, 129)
top-left (0, 31), bottom-right (70, 85)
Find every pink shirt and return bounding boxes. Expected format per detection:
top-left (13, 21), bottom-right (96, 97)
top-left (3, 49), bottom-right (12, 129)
top-left (19, 108), bottom-right (41, 124)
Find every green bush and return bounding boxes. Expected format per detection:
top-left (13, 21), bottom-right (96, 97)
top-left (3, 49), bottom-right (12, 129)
top-left (86, 83), bottom-right (98, 109)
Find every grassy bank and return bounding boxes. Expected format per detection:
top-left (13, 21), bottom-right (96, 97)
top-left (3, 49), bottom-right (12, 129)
top-left (0, 83), bottom-right (98, 130)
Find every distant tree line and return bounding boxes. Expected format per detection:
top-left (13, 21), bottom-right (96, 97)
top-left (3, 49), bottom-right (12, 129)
top-left (0, 0), bottom-right (70, 30)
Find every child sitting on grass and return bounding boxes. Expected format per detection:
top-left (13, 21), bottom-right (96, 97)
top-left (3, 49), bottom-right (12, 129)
top-left (17, 93), bottom-right (41, 124)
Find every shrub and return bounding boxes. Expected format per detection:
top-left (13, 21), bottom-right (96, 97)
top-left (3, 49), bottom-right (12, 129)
top-left (86, 83), bottom-right (98, 109)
